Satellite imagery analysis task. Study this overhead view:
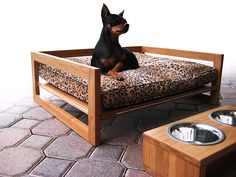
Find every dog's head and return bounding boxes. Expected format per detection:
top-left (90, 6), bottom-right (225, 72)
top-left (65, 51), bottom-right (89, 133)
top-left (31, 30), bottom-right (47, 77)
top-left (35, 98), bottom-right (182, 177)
top-left (101, 4), bottom-right (129, 37)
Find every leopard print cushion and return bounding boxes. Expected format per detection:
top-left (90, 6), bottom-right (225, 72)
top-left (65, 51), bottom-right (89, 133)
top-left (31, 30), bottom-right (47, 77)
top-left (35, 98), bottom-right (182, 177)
top-left (39, 53), bottom-right (217, 108)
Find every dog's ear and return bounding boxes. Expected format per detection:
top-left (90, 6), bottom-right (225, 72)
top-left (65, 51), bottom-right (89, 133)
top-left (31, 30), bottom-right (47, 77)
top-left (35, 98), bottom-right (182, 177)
top-left (119, 10), bottom-right (124, 17)
top-left (101, 4), bottom-right (110, 23)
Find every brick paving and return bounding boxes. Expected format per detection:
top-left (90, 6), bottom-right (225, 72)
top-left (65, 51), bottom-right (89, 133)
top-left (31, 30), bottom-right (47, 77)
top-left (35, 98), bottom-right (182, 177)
top-left (0, 75), bottom-right (236, 176)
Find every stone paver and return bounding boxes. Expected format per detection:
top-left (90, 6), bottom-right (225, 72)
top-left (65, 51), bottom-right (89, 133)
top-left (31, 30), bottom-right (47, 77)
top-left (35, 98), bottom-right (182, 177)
top-left (171, 110), bottom-right (198, 121)
top-left (63, 104), bottom-right (81, 112)
top-left (222, 93), bottom-right (236, 99)
top-left (44, 132), bottom-right (93, 160)
top-left (176, 103), bottom-right (197, 111)
top-left (124, 109), bottom-right (149, 121)
top-left (0, 113), bottom-right (22, 128)
top-left (0, 128), bottom-right (30, 149)
top-left (12, 119), bottom-right (39, 129)
top-left (174, 95), bottom-right (206, 104)
top-left (90, 144), bottom-right (124, 161)
top-left (32, 119), bottom-right (70, 137)
top-left (66, 159), bottom-right (125, 177)
top-left (51, 100), bottom-right (66, 107)
top-left (0, 147), bottom-right (43, 176)
top-left (221, 79), bottom-right (231, 85)
top-left (101, 113), bottom-right (142, 146)
top-left (137, 110), bottom-right (171, 131)
top-left (154, 102), bottom-right (176, 111)
top-left (138, 133), bottom-right (143, 144)
top-left (121, 144), bottom-right (143, 170)
top-left (22, 174), bottom-right (41, 177)
top-left (125, 169), bottom-right (152, 177)
top-left (197, 103), bottom-right (217, 112)
top-left (6, 105), bottom-right (30, 114)
top-left (77, 113), bottom-right (88, 124)
top-left (40, 89), bottom-right (54, 99)
top-left (30, 157), bottom-right (73, 177)
top-left (221, 87), bottom-right (236, 94)
top-left (49, 97), bottom-right (66, 107)
top-left (101, 126), bottom-right (139, 146)
top-left (63, 104), bottom-right (84, 117)
top-left (20, 135), bottom-right (53, 150)
top-left (221, 99), bottom-right (236, 106)
top-left (101, 117), bottom-right (115, 128)
top-left (23, 107), bottom-right (53, 120)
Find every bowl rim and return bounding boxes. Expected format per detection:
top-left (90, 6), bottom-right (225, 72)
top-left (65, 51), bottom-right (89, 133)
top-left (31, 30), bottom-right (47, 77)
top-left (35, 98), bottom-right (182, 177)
top-left (166, 121), bottom-right (226, 146)
top-left (209, 110), bottom-right (236, 126)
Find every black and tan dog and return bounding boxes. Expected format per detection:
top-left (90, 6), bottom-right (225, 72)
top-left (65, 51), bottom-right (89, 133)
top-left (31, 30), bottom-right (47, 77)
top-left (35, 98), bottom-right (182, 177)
top-left (91, 4), bottom-right (139, 80)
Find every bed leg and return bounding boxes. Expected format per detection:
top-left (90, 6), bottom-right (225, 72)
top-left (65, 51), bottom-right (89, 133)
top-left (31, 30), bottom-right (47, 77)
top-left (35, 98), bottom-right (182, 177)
top-left (88, 69), bottom-right (101, 146)
top-left (209, 88), bottom-right (220, 105)
top-left (31, 57), bottom-right (40, 99)
top-left (209, 54), bottom-right (224, 105)
top-left (88, 112), bottom-right (100, 146)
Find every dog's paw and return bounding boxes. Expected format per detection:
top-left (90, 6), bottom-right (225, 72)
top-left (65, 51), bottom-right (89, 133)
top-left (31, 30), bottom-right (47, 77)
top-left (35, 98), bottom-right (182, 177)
top-left (116, 75), bottom-right (124, 81)
top-left (107, 70), bottom-right (124, 81)
top-left (113, 72), bottom-right (124, 81)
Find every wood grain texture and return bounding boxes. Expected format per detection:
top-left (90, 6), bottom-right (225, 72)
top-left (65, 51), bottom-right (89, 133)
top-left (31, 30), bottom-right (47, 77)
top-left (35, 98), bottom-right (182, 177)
top-left (40, 83), bottom-right (88, 114)
top-left (35, 95), bottom-right (89, 140)
top-left (42, 46), bottom-right (142, 58)
top-left (31, 58), bottom-right (40, 98)
top-left (31, 51), bottom-right (96, 80)
top-left (143, 105), bottom-right (236, 177)
top-left (209, 54), bottom-right (224, 104)
top-left (141, 46), bottom-right (223, 62)
top-left (88, 68), bottom-right (101, 146)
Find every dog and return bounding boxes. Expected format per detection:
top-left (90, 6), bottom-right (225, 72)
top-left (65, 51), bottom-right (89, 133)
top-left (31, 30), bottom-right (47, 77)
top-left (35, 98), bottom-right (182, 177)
top-left (91, 4), bottom-right (139, 81)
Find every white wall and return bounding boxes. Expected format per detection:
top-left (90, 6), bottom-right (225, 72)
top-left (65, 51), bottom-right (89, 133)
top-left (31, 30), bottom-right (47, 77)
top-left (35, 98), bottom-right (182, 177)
top-left (0, 0), bottom-right (235, 98)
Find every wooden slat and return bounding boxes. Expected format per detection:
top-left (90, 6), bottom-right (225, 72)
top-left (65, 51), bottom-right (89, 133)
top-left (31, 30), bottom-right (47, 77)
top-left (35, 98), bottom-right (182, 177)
top-left (142, 46), bottom-right (223, 62)
top-left (40, 83), bottom-right (88, 114)
top-left (42, 46), bottom-right (142, 58)
top-left (102, 86), bottom-right (213, 119)
top-left (35, 95), bottom-right (89, 140)
top-left (126, 46), bottom-right (143, 53)
top-left (43, 48), bottom-right (94, 58)
top-left (31, 51), bottom-right (97, 80)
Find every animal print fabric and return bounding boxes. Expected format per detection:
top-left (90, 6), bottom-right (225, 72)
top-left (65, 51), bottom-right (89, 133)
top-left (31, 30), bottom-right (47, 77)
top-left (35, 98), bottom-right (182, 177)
top-left (39, 53), bottom-right (216, 108)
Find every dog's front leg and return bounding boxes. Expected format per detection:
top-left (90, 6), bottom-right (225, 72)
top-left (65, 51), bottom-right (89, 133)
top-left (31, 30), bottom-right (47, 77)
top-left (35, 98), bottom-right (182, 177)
top-left (107, 62), bottom-right (124, 81)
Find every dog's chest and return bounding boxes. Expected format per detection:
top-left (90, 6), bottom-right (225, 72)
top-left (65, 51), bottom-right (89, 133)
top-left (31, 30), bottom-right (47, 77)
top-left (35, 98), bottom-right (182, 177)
top-left (101, 52), bottom-right (125, 67)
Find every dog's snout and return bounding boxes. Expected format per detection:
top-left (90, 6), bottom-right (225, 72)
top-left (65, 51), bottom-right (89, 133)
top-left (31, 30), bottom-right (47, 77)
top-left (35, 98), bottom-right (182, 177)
top-left (124, 23), bottom-right (129, 28)
top-left (123, 23), bottom-right (129, 32)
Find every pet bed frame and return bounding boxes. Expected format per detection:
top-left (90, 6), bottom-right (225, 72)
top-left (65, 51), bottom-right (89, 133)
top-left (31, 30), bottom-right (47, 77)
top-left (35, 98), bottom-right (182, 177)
top-left (31, 46), bottom-right (223, 146)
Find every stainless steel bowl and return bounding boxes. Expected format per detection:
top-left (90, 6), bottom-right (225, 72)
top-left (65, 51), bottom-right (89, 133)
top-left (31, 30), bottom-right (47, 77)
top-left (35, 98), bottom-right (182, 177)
top-left (209, 110), bottom-right (236, 126)
top-left (167, 122), bottom-right (225, 145)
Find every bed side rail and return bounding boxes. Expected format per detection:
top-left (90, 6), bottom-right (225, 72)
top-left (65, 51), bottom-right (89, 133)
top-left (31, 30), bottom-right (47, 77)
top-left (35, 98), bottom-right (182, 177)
top-left (31, 51), bottom-right (101, 145)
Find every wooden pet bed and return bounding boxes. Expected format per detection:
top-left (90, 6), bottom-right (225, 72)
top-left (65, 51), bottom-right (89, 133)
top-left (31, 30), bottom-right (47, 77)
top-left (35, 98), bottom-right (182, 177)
top-left (31, 46), bottom-right (223, 146)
